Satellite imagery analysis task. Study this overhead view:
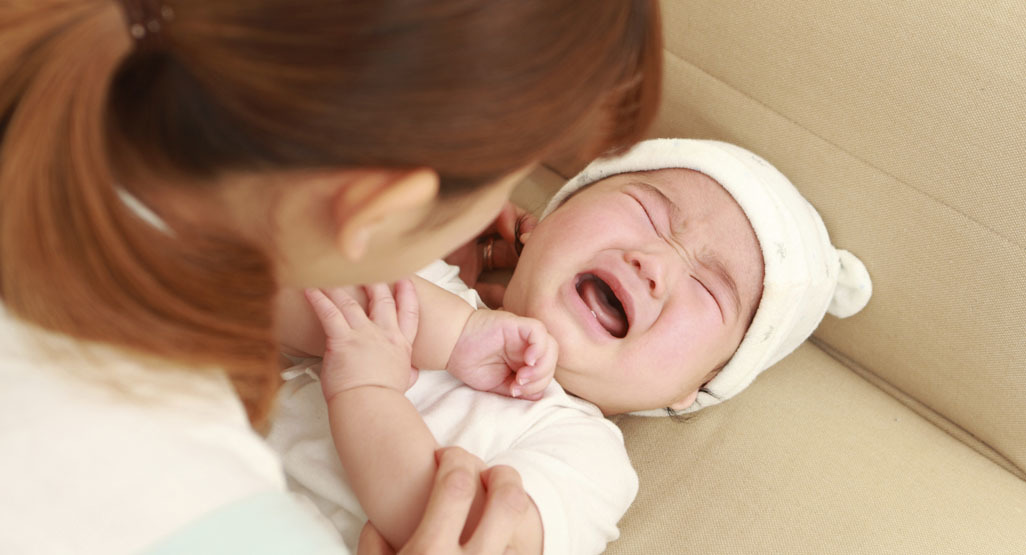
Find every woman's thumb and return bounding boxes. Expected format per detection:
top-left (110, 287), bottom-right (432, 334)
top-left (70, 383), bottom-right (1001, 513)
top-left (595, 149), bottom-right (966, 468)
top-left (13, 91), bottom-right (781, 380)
top-left (357, 521), bottom-right (396, 555)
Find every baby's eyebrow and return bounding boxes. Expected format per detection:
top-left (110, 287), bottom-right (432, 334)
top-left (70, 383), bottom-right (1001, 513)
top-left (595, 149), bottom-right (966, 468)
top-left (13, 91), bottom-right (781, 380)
top-left (631, 181), bottom-right (744, 322)
top-left (631, 181), bottom-right (683, 228)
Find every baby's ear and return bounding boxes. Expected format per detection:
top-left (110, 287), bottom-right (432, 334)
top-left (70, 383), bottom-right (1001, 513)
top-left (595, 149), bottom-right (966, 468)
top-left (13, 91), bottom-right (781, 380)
top-left (669, 388), bottom-right (701, 412)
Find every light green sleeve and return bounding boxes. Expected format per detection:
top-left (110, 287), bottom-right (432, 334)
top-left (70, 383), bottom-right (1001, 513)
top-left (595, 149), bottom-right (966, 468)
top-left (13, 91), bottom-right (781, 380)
top-left (143, 491), bottom-right (349, 555)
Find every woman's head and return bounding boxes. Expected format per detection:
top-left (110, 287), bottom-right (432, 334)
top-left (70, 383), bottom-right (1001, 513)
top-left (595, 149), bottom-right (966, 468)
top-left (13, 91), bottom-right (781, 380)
top-left (0, 0), bottom-right (662, 424)
top-left (109, 0), bottom-right (663, 283)
top-left (504, 139), bottom-right (873, 416)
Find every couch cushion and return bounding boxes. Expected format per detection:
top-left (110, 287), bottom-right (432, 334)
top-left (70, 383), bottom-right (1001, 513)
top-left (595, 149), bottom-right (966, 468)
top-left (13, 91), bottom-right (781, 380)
top-left (514, 2), bottom-right (1026, 549)
top-left (607, 344), bottom-right (1026, 554)
top-left (630, 0), bottom-right (1026, 476)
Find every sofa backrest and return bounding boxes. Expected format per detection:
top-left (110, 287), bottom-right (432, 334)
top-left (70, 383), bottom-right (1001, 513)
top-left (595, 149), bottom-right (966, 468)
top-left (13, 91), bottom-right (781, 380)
top-left (640, 0), bottom-right (1025, 477)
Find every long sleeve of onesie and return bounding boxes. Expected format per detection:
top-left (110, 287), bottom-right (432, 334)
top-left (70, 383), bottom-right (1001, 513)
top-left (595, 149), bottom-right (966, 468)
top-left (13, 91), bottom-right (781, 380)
top-left (268, 261), bottom-right (638, 554)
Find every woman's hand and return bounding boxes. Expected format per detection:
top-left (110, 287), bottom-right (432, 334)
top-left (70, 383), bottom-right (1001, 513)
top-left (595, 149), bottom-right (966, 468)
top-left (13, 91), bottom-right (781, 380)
top-left (304, 281), bottom-right (420, 402)
top-left (357, 447), bottom-right (530, 555)
top-left (444, 202), bottom-right (537, 308)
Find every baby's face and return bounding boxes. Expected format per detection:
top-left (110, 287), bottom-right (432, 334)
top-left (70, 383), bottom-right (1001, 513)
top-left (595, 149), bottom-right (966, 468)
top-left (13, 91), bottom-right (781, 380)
top-left (503, 169), bottom-right (764, 415)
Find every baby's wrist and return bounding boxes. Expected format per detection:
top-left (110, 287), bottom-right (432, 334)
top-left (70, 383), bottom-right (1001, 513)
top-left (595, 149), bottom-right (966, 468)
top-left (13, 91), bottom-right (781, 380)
top-left (320, 368), bottom-right (410, 403)
top-left (322, 380), bottom-right (406, 405)
top-left (444, 310), bottom-right (481, 370)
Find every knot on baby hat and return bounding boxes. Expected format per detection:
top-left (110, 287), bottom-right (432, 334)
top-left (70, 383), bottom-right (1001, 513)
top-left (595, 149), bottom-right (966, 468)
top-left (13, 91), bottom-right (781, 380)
top-left (542, 139), bottom-right (872, 415)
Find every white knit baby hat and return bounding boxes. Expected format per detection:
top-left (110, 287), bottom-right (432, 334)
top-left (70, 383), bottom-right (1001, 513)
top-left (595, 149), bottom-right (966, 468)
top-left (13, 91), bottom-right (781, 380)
top-left (542, 139), bottom-right (872, 415)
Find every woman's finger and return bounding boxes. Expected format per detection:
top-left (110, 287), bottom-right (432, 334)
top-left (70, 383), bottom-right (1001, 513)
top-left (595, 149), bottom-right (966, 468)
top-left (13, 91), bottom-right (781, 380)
top-left (445, 240), bottom-right (484, 287)
top-left (463, 464), bottom-right (528, 554)
top-left (364, 283), bottom-right (400, 328)
top-left (480, 235), bottom-right (519, 272)
top-left (496, 202), bottom-right (537, 254)
top-left (494, 203), bottom-right (529, 244)
top-left (474, 281), bottom-right (506, 310)
top-left (304, 288), bottom-right (353, 334)
top-left (399, 447), bottom-right (480, 552)
top-left (394, 279), bottom-right (420, 344)
top-left (356, 520), bottom-right (396, 555)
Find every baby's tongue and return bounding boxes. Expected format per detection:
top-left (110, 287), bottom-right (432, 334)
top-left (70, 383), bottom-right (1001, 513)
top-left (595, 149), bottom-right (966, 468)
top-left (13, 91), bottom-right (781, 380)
top-left (579, 277), bottom-right (627, 337)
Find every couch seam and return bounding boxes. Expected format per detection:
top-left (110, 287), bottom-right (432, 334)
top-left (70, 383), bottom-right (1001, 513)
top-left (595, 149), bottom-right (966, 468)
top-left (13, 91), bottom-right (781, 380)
top-left (660, 48), bottom-right (1026, 480)
top-left (809, 336), bottom-right (1026, 482)
top-left (660, 48), bottom-right (1026, 254)
top-left (543, 49), bottom-right (1026, 480)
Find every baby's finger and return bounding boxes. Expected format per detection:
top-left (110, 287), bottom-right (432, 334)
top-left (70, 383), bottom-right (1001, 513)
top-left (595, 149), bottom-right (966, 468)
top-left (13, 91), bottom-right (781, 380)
top-left (519, 390), bottom-right (545, 402)
top-left (521, 332), bottom-right (558, 397)
top-left (364, 283), bottom-right (400, 328)
top-left (532, 331), bottom-right (558, 377)
top-left (304, 288), bottom-right (352, 334)
top-left (523, 341), bottom-right (543, 369)
top-left (480, 373), bottom-right (518, 399)
top-left (518, 319), bottom-right (553, 367)
top-left (321, 286), bottom-right (371, 328)
top-left (514, 365), bottom-right (535, 386)
top-left (495, 375), bottom-right (520, 399)
top-left (514, 367), bottom-right (549, 398)
top-left (393, 279), bottom-right (420, 344)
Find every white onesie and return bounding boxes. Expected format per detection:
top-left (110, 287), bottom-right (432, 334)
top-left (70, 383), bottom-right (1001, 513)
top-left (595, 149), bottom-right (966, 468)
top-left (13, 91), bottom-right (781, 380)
top-left (267, 261), bottom-right (638, 554)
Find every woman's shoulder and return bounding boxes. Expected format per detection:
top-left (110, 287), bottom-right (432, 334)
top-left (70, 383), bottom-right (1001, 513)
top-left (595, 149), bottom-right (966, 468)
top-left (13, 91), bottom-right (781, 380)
top-left (0, 306), bottom-right (294, 554)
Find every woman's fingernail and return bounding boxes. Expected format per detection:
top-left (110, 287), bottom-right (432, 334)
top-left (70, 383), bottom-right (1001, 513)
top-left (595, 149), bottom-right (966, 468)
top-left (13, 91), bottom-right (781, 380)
top-left (511, 386), bottom-right (522, 398)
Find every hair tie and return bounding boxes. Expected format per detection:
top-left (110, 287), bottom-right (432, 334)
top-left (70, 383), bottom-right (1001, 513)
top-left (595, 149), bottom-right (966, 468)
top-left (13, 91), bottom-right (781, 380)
top-left (117, 0), bottom-right (174, 48)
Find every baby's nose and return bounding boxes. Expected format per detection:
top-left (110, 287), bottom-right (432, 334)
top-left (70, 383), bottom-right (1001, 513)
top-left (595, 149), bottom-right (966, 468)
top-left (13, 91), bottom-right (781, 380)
top-left (624, 250), bottom-right (665, 297)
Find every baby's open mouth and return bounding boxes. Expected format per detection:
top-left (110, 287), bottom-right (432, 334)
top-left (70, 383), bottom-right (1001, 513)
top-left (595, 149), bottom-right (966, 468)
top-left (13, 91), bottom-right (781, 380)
top-left (576, 273), bottom-right (628, 338)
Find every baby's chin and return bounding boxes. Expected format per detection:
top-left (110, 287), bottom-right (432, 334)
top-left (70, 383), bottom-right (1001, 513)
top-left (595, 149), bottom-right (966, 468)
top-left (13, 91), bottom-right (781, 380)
top-left (551, 365), bottom-right (604, 412)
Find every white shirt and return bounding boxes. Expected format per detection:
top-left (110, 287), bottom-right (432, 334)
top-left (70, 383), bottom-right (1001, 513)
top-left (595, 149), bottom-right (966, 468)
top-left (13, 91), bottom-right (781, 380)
top-left (268, 261), bottom-right (638, 554)
top-left (0, 306), bottom-right (345, 554)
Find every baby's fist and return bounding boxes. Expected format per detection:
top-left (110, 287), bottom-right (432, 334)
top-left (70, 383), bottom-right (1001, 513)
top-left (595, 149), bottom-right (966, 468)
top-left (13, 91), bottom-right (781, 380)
top-left (446, 309), bottom-right (557, 400)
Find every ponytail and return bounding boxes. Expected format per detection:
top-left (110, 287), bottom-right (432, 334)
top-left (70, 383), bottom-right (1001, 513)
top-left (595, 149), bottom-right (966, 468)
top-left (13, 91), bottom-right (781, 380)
top-left (0, 1), bottom-right (279, 425)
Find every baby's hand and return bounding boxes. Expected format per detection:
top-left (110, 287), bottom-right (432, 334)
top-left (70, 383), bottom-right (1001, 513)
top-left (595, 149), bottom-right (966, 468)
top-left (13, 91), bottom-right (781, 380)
top-left (446, 309), bottom-right (557, 400)
top-left (305, 281), bottom-right (420, 402)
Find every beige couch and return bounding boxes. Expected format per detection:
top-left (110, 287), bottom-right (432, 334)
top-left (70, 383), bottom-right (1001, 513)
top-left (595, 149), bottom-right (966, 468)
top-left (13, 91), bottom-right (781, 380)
top-left (513, 1), bottom-right (1026, 552)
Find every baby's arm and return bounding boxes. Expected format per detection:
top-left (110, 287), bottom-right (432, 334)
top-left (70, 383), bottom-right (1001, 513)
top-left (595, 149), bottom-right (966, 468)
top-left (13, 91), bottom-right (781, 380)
top-left (274, 278), bottom-right (468, 363)
top-left (407, 276), bottom-right (475, 369)
top-left (277, 276), bottom-right (554, 399)
top-left (412, 278), bottom-right (557, 399)
top-left (307, 284), bottom-right (543, 552)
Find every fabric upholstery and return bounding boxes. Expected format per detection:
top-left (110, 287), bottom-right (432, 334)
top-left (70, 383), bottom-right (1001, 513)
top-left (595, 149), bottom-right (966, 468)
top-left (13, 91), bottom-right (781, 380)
top-left (609, 345), bottom-right (1026, 554)
top-left (514, 0), bottom-right (1026, 551)
top-left (650, 0), bottom-right (1026, 476)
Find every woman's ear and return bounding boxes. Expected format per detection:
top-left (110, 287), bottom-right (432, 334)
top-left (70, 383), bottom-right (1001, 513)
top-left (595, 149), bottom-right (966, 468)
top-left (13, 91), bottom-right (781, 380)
top-left (333, 168), bottom-right (440, 260)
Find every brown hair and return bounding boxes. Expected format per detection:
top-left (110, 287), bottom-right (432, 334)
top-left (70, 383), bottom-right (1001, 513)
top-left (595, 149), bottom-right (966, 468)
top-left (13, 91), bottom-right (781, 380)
top-left (0, 0), bottom-right (661, 426)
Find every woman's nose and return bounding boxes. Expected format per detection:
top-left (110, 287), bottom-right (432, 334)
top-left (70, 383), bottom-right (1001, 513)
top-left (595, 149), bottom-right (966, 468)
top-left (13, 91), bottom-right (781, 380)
top-left (624, 250), bottom-right (666, 297)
